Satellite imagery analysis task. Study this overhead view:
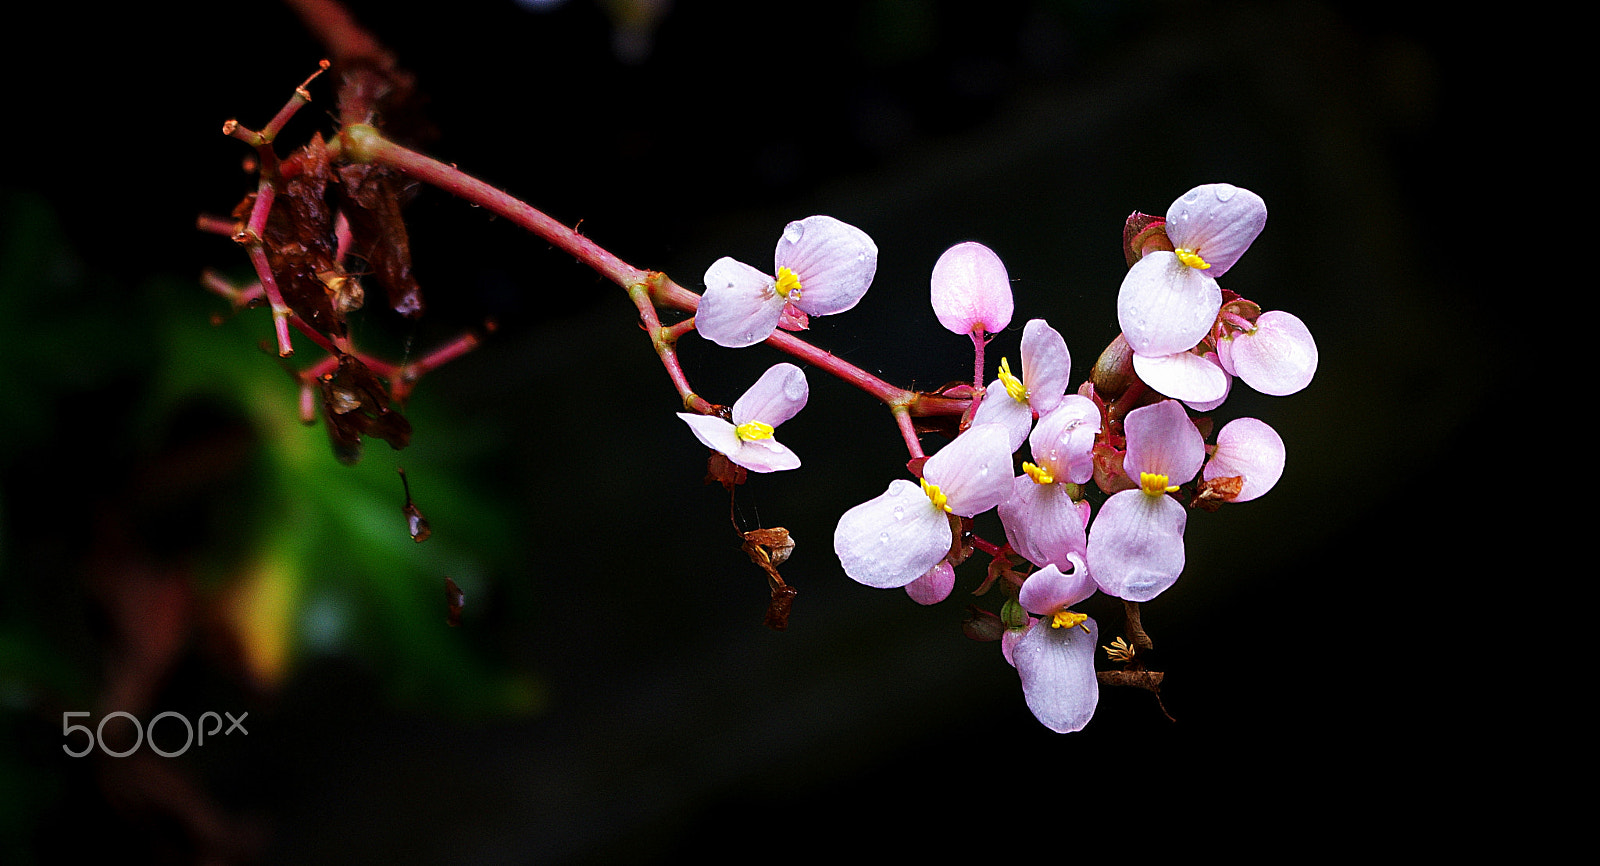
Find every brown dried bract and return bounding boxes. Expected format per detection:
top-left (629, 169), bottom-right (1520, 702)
top-left (334, 161), bottom-right (424, 317)
top-left (319, 353), bottom-right (412, 464)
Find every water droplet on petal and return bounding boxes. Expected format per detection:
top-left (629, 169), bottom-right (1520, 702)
top-left (784, 222), bottom-right (805, 244)
top-left (887, 484), bottom-right (902, 497)
top-left (892, 505), bottom-right (904, 520)
top-left (878, 533), bottom-right (890, 544)
top-left (1214, 185), bottom-right (1237, 202)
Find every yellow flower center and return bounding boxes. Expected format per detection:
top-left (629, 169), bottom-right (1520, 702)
top-left (1175, 247), bottom-right (1211, 270)
top-left (736, 420), bottom-right (775, 441)
top-left (998, 357), bottom-right (1028, 403)
top-left (775, 266), bottom-right (803, 300)
top-left (1022, 461), bottom-right (1054, 485)
top-left (921, 477), bottom-right (952, 512)
top-left (1051, 610), bottom-right (1089, 632)
top-left (1139, 471), bottom-right (1179, 496)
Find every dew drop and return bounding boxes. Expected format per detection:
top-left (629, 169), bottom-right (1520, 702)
top-left (892, 505), bottom-right (904, 520)
top-left (1214, 184), bottom-right (1237, 202)
top-left (784, 222), bottom-right (805, 244)
top-left (878, 533), bottom-right (890, 544)
top-left (887, 484), bottom-right (902, 497)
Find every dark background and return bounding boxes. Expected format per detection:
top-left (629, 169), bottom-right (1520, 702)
top-left (2, 1), bottom-right (1494, 862)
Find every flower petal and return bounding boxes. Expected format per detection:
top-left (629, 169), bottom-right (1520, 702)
top-left (1123, 399), bottom-right (1205, 484)
top-left (833, 480), bottom-right (953, 589)
top-left (677, 412), bottom-right (741, 456)
top-left (970, 383), bottom-right (1033, 453)
top-left (1131, 350), bottom-right (1229, 404)
top-left (1229, 310), bottom-right (1317, 396)
top-left (1204, 417), bottom-right (1285, 502)
top-left (1087, 489), bottom-right (1187, 602)
top-left (1163, 183), bottom-right (1267, 277)
top-left (1117, 251), bottom-right (1222, 357)
top-left (923, 422), bottom-right (1015, 517)
top-left (999, 475), bottom-right (1089, 570)
top-left (1029, 396), bottom-right (1099, 484)
top-left (1019, 319), bottom-right (1071, 415)
top-left (1014, 614), bottom-right (1100, 733)
top-left (905, 560), bottom-right (956, 605)
top-left (698, 257), bottom-right (784, 348)
top-left (732, 363), bottom-right (809, 428)
top-left (730, 436), bottom-right (801, 473)
top-left (930, 241), bottom-right (1014, 336)
top-left (1017, 560), bottom-right (1095, 616)
top-left (774, 215), bottom-right (877, 316)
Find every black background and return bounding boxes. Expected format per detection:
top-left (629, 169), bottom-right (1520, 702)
top-left (2, 1), bottom-right (1499, 862)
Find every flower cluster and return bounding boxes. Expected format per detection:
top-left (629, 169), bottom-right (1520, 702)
top-left (676, 185), bottom-right (1311, 734)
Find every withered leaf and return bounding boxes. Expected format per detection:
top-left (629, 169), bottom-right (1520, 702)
top-left (319, 353), bottom-right (412, 465)
top-left (334, 161), bottom-right (424, 318)
top-left (263, 134), bottom-right (347, 338)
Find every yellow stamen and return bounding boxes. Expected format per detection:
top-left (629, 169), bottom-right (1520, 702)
top-left (920, 477), bottom-right (952, 512)
top-left (1175, 247), bottom-right (1211, 270)
top-left (736, 420), bottom-right (775, 441)
top-left (998, 357), bottom-right (1028, 403)
top-left (1051, 610), bottom-right (1089, 632)
top-left (775, 266), bottom-right (803, 300)
top-left (1139, 471), bottom-right (1179, 496)
top-left (1022, 461), bottom-right (1055, 485)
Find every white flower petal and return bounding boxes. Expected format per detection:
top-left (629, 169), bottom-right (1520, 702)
top-left (774, 215), bottom-right (877, 316)
top-left (1132, 350), bottom-right (1229, 404)
top-left (1117, 252), bottom-right (1222, 358)
top-left (923, 422), bottom-right (1015, 517)
top-left (1230, 310), bottom-right (1317, 396)
top-left (1163, 183), bottom-right (1267, 277)
top-left (1204, 417), bottom-right (1285, 502)
top-left (970, 383), bottom-right (1033, 454)
top-left (1087, 489), bottom-right (1187, 602)
top-left (1029, 396), bottom-right (1099, 485)
top-left (677, 412), bottom-right (741, 456)
top-left (731, 436), bottom-right (800, 473)
top-left (697, 257), bottom-right (784, 348)
top-left (1014, 615), bottom-right (1100, 733)
top-left (1123, 399), bottom-right (1205, 484)
top-left (1019, 319), bottom-right (1071, 415)
top-left (732, 363), bottom-right (809, 428)
top-left (833, 480), bottom-right (953, 589)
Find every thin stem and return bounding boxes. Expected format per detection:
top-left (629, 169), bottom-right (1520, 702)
top-left (339, 127), bottom-right (975, 420)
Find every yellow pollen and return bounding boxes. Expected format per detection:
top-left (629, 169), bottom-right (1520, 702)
top-left (775, 266), bottom-right (803, 299)
top-left (1022, 461), bottom-right (1055, 485)
top-left (736, 420), bottom-right (775, 441)
top-left (1175, 247), bottom-right (1211, 270)
top-left (1139, 471), bottom-right (1179, 496)
top-left (998, 357), bottom-right (1028, 402)
top-left (921, 477), bottom-right (952, 512)
top-left (1051, 610), bottom-right (1089, 632)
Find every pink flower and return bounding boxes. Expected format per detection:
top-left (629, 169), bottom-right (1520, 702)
top-left (930, 241), bottom-right (1014, 337)
top-left (1218, 310), bottom-right (1318, 396)
top-left (1013, 563), bottom-right (1100, 733)
top-left (677, 363), bottom-right (808, 472)
top-left (971, 319), bottom-right (1074, 452)
top-left (1202, 417), bottom-right (1285, 502)
top-left (833, 423), bottom-right (1013, 589)
top-left (1087, 399), bottom-right (1204, 602)
top-left (1117, 184), bottom-right (1266, 358)
top-left (697, 216), bottom-right (878, 348)
top-left (997, 395), bottom-right (1099, 570)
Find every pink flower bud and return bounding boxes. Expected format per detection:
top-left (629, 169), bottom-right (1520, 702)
top-left (930, 241), bottom-right (1014, 337)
